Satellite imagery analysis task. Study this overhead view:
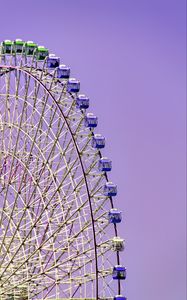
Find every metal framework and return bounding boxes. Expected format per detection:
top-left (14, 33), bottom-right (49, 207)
top-left (0, 40), bottom-right (126, 300)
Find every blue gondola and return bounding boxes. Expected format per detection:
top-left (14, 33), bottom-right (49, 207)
top-left (114, 295), bottom-right (127, 300)
top-left (112, 265), bottom-right (126, 280)
top-left (108, 208), bottom-right (122, 224)
top-left (85, 113), bottom-right (98, 128)
top-left (104, 182), bottom-right (117, 197)
top-left (91, 134), bottom-right (105, 149)
top-left (98, 157), bottom-right (112, 172)
top-left (76, 94), bottom-right (89, 109)
top-left (57, 64), bottom-right (70, 79)
top-left (67, 78), bottom-right (80, 93)
top-left (47, 54), bottom-right (60, 68)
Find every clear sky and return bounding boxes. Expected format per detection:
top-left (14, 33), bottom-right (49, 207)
top-left (0, 0), bottom-right (186, 299)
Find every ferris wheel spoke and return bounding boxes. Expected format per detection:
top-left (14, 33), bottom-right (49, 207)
top-left (1, 205), bottom-right (93, 278)
top-left (8, 259), bottom-right (96, 296)
top-left (0, 195), bottom-right (92, 284)
top-left (40, 219), bottom-right (111, 274)
top-left (0, 75), bottom-right (33, 250)
top-left (0, 95), bottom-right (68, 225)
top-left (0, 125), bottom-right (64, 229)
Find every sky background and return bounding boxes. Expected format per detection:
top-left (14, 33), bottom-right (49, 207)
top-left (0, 0), bottom-right (186, 299)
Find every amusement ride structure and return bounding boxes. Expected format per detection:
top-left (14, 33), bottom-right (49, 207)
top-left (0, 39), bottom-right (126, 300)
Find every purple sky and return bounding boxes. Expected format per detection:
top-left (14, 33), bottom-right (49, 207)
top-left (1, 0), bottom-right (186, 299)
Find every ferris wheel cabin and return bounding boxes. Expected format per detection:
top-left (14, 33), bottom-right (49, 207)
top-left (67, 78), bottom-right (80, 93)
top-left (108, 208), bottom-right (122, 224)
top-left (35, 45), bottom-right (49, 61)
top-left (91, 134), bottom-right (105, 149)
top-left (13, 39), bottom-right (25, 54)
top-left (85, 113), bottom-right (98, 128)
top-left (47, 54), bottom-right (60, 68)
top-left (112, 265), bottom-right (127, 280)
top-left (98, 157), bottom-right (112, 172)
top-left (111, 237), bottom-right (125, 252)
top-left (25, 41), bottom-right (38, 56)
top-left (104, 182), bottom-right (117, 197)
top-left (1, 40), bottom-right (13, 54)
top-left (57, 64), bottom-right (71, 79)
top-left (76, 94), bottom-right (90, 109)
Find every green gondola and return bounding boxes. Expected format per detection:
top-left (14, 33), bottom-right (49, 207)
top-left (1, 40), bottom-right (13, 54)
top-left (13, 39), bottom-right (25, 54)
top-left (24, 41), bottom-right (38, 56)
top-left (35, 45), bottom-right (49, 61)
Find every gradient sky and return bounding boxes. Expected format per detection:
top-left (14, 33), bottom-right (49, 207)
top-left (0, 0), bottom-right (186, 299)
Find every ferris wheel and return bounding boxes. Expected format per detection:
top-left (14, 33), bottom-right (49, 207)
top-left (0, 39), bottom-right (126, 300)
